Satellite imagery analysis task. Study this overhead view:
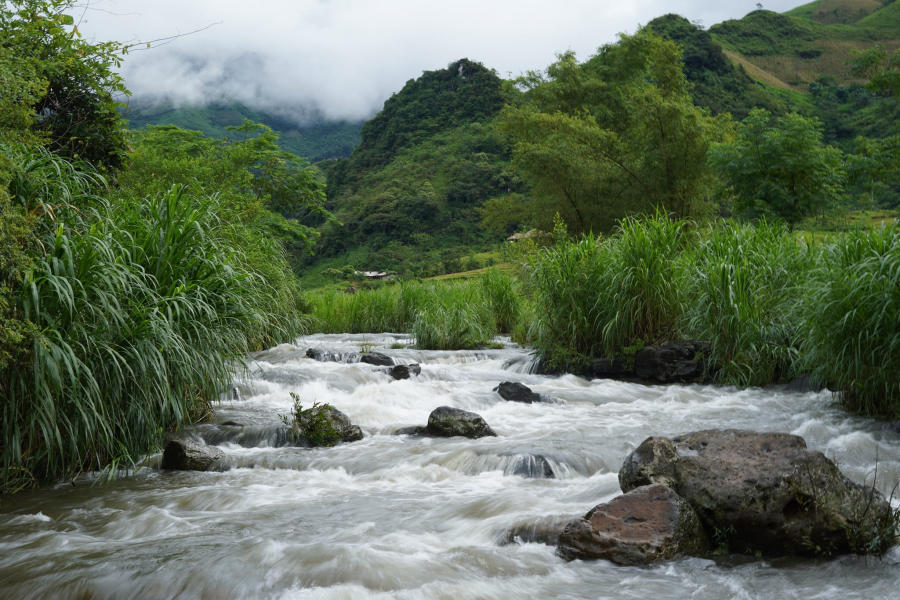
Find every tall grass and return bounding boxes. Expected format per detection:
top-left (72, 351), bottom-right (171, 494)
top-left (681, 220), bottom-right (816, 386)
top-left (802, 224), bottom-right (900, 417)
top-left (1, 146), bottom-right (305, 493)
top-left (528, 213), bottom-right (687, 371)
top-left (308, 271), bottom-right (520, 349)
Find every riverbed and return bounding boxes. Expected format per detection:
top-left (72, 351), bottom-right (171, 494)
top-left (2, 333), bottom-right (898, 599)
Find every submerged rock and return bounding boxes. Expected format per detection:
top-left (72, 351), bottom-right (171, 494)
top-left (392, 425), bottom-right (428, 436)
top-left (510, 453), bottom-right (555, 479)
top-left (558, 484), bottom-right (709, 564)
top-left (386, 364), bottom-right (421, 380)
top-left (360, 352), bottom-right (393, 366)
top-left (502, 516), bottom-right (571, 546)
top-left (620, 429), bottom-right (897, 557)
top-left (426, 406), bottom-right (497, 439)
top-left (161, 438), bottom-right (227, 472)
top-left (494, 381), bottom-right (542, 404)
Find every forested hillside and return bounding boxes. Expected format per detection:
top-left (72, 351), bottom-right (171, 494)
top-left (124, 101), bottom-right (363, 161)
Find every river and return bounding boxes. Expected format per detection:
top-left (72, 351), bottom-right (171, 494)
top-left (1, 333), bottom-right (899, 599)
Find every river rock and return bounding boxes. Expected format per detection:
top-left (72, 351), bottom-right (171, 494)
top-left (426, 406), bottom-right (497, 438)
top-left (632, 341), bottom-right (708, 383)
top-left (494, 381), bottom-right (542, 403)
top-left (305, 348), bottom-right (360, 363)
top-left (586, 357), bottom-right (633, 379)
top-left (619, 429), bottom-right (897, 557)
top-left (557, 484), bottom-right (709, 564)
top-left (360, 352), bottom-right (393, 366)
top-left (510, 453), bottom-right (555, 478)
top-left (387, 364), bottom-right (421, 380)
top-left (161, 437), bottom-right (227, 471)
top-left (316, 405), bottom-right (364, 444)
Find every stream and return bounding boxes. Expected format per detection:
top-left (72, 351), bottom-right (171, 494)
top-left (2, 333), bottom-right (899, 599)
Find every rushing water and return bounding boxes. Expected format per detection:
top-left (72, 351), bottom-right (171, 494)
top-left (2, 333), bottom-right (899, 600)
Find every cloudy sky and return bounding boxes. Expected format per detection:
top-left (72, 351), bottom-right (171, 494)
top-left (76, 0), bottom-right (804, 123)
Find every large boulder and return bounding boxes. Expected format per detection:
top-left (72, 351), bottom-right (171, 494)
top-left (426, 406), bottom-right (497, 439)
top-left (619, 430), bottom-right (897, 557)
top-left (161, 438), bottom-right (227, 472)
top-left (557, 484), bottom-right (709, 564)
top-left (494, 381), bottom-right (542, 404)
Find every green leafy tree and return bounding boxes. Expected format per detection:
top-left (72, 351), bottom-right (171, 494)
top-left (496, 31), bottom-right (723, 234)
top-left (0, 0), bottom-right (129, 170)
top-left (710, 108), bottom-right (846, 227)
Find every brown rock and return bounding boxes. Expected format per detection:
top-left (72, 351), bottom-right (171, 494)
top-left (619, 429), bottom-right (898, 557)
top-left (557, 484), bottom-right (709, 564)
top-left (161, 438), bottom-right (226, 472)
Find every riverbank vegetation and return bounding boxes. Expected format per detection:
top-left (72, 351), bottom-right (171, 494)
top-left (1, 1), bottom-right (326, 493)
top-left (2, 0), bottom-right (899, 494)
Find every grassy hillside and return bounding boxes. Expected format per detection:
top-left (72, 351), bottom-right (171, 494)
top-left (123, 102), bottom-right (363, 162)
top-left (711, 2), bottom-right (900, 90)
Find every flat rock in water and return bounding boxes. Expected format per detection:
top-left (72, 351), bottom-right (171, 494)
top-left (494, 381), bottom-right (542, 403)
top-left (161, 438), bottom-right (227, 472)
top-left (557, 484), bottom-right (709, 564)
top-left (619, 429), bottom-right (897, 557)
top-left (426, 406), bottom-right (496, 439)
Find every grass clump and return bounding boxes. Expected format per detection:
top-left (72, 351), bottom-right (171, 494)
top-left (681, 220), bottom-right (816, 386)
top-left (282, 393), bottom-right (341, 447)
top-left (802, 223), bottom-right (900, 417)
top-left (528, 213), bottom-right (687, 371)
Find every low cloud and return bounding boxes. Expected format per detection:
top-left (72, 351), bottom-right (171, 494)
top-left (78, 0), bottom-right (801, 123)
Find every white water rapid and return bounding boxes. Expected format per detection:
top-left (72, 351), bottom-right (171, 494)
top-left (2, 333), bottom-right (899, 599)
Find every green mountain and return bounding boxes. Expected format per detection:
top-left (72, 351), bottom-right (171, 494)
top-left (304, 58), bottom-right (516, 280)
top-left (122, 102), bottom-right (363, 162)
top-left (647, 14), bottom-right (790, 119)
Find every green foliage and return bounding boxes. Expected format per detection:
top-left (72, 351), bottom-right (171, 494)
top-left (282, 393), bottom-right (341, 447)
top-left (802, 224), bottom-right (900, 417)
top-left (0, 0), bottom-right (129, 170)
top-left (528, 213), bottom-right (687, 370)
top-left (710, 108), bottom-right (846, 227)
top-left (681, 220), bottom-right (815, 386)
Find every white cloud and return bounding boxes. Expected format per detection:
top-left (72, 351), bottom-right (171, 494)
top-left (76, 0), bottom-right (803, 123)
